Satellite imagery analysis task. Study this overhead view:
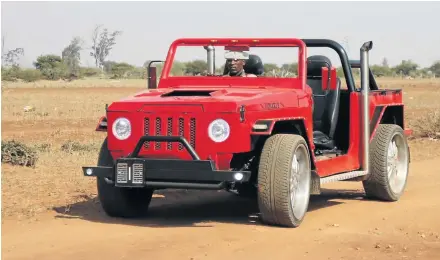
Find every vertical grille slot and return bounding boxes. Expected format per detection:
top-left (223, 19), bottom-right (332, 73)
top-left (155, 117), bottom-right (162, 150)
top-left (167, 118), bottom-right (173, 150)
top-left (116, 163), bottom-right (128, 184)
top-left (190, 118), bottom-right (196, 149)
top-left (132, 163), bottom-right (144, 184)
top-left (143, 116), bottom-right (197, 153)
top-left (143, 118), bottom-right (150, 148)
top-left (178, 118), bottom-right (184, 150)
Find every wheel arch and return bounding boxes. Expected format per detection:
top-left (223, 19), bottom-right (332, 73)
top-left (371, 105), bottom-right (404, 140)
top-left (250, 118), bottom-right (316, 170)
top-left (380, 105), bottom-right (404, 128)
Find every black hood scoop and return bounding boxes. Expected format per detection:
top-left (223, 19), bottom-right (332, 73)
top-left (161, 90), bottom-right (215, 97)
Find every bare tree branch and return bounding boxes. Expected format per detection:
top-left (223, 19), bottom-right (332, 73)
top-left (1, 36), bottom-right (24, 67)
top-left (89, 25), bottom-right (122, 71)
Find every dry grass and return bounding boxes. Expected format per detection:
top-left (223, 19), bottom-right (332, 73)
top-left (1, 78), bottom-right (147, 89)
top-left (1, 77), bottom-right (440, 220)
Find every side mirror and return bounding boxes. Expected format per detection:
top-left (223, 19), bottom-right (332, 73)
top-left (146, 60), bottom-right (163, 89)
top-left (148, 66), bottom-right (157, 89)
top-left (321, 67), bottom-right (337, 92)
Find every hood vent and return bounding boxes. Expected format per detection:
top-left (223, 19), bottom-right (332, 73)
top-left (161, 90), bottom-right (215, 97)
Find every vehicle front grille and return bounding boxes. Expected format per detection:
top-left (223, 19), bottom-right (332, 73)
top-left (143, 116), bottom-right (196, 151)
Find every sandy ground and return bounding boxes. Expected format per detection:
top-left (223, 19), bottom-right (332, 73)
top-left (2, 80), bottom-right (440, 259)
top-left (2, 157), bottom-right (440, 260)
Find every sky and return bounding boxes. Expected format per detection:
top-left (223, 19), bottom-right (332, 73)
top-left (2, 1), bottom-right (440, 69)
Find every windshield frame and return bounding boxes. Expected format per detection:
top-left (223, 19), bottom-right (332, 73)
top-left (159, 38), bottom-right (307, 88)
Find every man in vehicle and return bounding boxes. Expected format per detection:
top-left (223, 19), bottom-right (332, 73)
top-left (223, 50), bottom-right (257, 77)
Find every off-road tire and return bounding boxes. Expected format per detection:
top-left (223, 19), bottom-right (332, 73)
top-left (96, 138), bottom-right (154, 218)
top-left (257, 134), bottom-right (311, 227)
top-left (363, 124), bottom-right (410, 201)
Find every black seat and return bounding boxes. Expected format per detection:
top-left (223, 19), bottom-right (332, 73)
top-left (223, 54), bottom-right (264, 76)
top-left (306, 55), bottom-right (341, 151)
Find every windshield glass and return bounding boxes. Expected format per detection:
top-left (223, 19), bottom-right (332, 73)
top-left (164, 45), bottom-right (300, 78)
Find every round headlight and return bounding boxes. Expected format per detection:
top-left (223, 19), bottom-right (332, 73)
top-left (112, 117), bottom-right (131, 140)
top-left (208, 119), bottom-right (230, 143)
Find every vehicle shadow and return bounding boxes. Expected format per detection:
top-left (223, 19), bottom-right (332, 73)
top-left (52, 188), bottom-right (366, 228)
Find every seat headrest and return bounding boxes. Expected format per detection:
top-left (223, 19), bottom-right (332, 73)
top-left (307, 55), bottom-right (332, 77)
top-left (244, 54), bottom-right (264, 75)
top-left (223, 54), bottom-right (264, 76)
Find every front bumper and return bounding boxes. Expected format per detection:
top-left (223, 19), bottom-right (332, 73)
top-left (82, 135), bottom-right (251, 190)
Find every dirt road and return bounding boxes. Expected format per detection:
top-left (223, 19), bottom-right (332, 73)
top-left (2, 157), bottom-right (440, 260)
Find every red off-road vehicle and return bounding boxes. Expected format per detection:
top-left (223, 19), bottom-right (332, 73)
top-left (83, 38), bottom-right (411, 228)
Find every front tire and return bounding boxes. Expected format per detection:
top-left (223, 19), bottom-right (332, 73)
top-left (363, 124), bottom-right (410, 201)
top-left (257, 134), bottom-right (311, 227)
top-left (96, 138), bottom-right (154, 218)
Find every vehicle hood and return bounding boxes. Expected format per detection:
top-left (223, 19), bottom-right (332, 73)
top-left (107, 87), bottom-right (310, 113)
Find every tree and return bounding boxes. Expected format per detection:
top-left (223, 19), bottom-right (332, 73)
top-left (184, 60), bottom-right (207, 75)
top-left (62, 37), bottom-right (83, 78)
top-left (263, 63), bottom-right (279, 74)
top-left (170, 61), bottom-right (185, 76)
top-left (103, 60), bottom-right (117, 74)
top-left (393, 60), bottom-right (419, 76)
top-left (33, 54), bottom-right (66, 80)
top-left (281, 63), bottom-right (298, 75)
top-left (1, 36), bottom-right (24, 67)
top-left (371, 64), bottom-right (392, 77)
top-left (429, 61), bottom-right (440, 77)
top-left (108, 62), bottom-right (135, 79)
top-left (381, 57), bottom-right (389, 68)
top-left (89, 25), bottom-right (122, 70)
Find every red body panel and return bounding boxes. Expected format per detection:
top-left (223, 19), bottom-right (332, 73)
top-left (106, 85), bottom-right (314, 170)
top-left (315, 90), bottom-right (404, 177)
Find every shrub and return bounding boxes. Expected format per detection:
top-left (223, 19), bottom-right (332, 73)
top-left (79, 67), bottom-right (102, 78)
top-left (33, 54), bottom-right (68, 80)
top-left (1, 140), bottom-right (38, 167)
top-left (124, 67), bottom-right (146, 79)
top-left (413, 111), bottom-right (440, 139)
top-left (61, 140), bottom-right (97, 153)
top-left (109, 62), bottom-right (135, 79)
top-left (1, 65), bottom-right (20, 81)
top-left (34, 143), bottom-right (51, 152)
top-left (17, 69), bottom-right (42, 82)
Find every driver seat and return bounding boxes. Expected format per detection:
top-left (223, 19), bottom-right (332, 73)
top-left (306, 55), bottom-right (341, 151)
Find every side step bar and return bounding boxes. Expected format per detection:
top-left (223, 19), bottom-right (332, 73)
top-left (320, 171), bottom-right (368, 185)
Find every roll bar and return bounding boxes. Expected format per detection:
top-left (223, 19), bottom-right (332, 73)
top-left (301, 39), bottom-right (356, 92)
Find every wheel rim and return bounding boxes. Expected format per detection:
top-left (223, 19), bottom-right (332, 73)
top-left (387, 133), bottom-right (409, 195)
top-left (290, 144), bottom-right (311, 220)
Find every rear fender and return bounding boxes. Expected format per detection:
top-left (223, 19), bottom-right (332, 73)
top-left (370, 105), bottom-right (411, 139)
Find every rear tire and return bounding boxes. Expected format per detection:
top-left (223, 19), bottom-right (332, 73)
top-left (363, 124), bottom-right (410, 201)
top-left (257, 134), bottom-right (311, 227)
top-left (96, 138), bottom-right (154, 218)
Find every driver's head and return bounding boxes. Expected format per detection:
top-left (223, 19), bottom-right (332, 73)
top-left (224, 51), bottom-right (249, 76)
top-left (226, 59), bottom-right (246, 76)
